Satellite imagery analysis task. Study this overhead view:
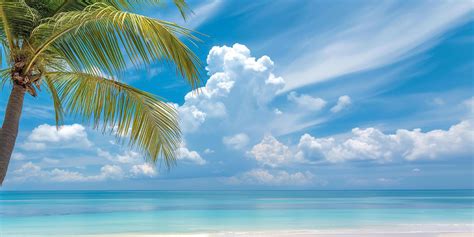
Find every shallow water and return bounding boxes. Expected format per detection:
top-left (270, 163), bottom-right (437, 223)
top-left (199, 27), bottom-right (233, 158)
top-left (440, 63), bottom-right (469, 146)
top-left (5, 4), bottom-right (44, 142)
top-left (0, 190), bottom-right (473, 236)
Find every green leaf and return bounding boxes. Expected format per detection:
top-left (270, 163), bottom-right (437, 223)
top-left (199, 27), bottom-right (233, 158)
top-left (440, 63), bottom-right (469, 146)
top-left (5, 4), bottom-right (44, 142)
top-left (47, 71), bottom-right (181, 167)
top-left (28, 2), bottom-right (201, 87)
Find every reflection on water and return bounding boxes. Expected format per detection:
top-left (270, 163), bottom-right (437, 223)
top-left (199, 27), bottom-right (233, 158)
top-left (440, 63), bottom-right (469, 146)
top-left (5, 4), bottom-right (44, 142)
top-left (0, 190), bottom-right (473, 235)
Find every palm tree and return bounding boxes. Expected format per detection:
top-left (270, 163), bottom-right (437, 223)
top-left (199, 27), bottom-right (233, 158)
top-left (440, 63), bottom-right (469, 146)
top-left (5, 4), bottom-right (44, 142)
top-left (0, 0), bottom-right (201, 185)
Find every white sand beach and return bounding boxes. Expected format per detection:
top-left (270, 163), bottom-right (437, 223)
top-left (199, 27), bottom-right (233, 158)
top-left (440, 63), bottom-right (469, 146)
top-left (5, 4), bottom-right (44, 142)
top-left (83, 231), bottom-right (474, 237)
top-left (82, 224), bottom-right (474, 237)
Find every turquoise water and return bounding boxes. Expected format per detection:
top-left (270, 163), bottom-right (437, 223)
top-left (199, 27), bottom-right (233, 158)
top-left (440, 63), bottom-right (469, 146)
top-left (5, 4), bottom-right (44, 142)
top-left (0, 190), bottom-right (473, 236)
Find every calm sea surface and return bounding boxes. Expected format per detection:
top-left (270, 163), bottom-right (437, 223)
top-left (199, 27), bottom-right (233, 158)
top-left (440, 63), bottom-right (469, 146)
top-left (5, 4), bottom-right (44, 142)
top-left (0, 190), bottom-right (473, 236)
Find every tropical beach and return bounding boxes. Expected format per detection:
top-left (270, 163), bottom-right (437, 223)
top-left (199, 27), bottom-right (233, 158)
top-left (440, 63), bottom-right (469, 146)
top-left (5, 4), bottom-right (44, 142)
top-left (1, 190), bottom-right (473, 236)
top-left (0, 0), bottom-right (473, 236)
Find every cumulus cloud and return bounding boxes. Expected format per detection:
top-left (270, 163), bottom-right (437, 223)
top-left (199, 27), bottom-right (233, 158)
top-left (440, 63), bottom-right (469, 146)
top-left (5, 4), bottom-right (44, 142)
top-left (178, 43), bottom-right (285, 134)
top-left (99, 165), bottom-right (124, 179)
top-left (176, 43), bottom-right (339, 156)
top-left (12, 162), bottom-right (42, 180)
top-left (178, 105), bottom-right (207, 132)
top-left (247, 120), bottom-right (472, 167)
top-left (296, 120), bottom-right (473, 162)
top-left (288, 91), bottom-right (327, 111)
top-left (47, 168), bottom-right (94, 182)
top-left (330, 95), bottom-right (352, 113)
top-left (97, 149), bottom-right (141, 164)
top-left (22, 124), bottom-right (91, 151)
top-left (228, 169), bottom-right (315, 186)
top-left (11, 162), bottom-right (124, 182)
top-left (249, 135), bottom-right (299, 167)
top-left (223, 133), bottom-right (249, 150)
top-left (176, 143), bottom-right (206, 165)
top-left (130, 163), bottom-right (157, 177)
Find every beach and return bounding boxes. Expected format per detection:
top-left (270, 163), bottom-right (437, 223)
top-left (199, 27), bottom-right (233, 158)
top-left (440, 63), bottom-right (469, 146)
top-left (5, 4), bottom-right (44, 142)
top-left (79, 228), bottom-right (474, 237)
top-left (1, 190), bottom-right (472, 236)
top-left (81, 228), bottom-right (474, 237)
top-left (75, 223), bottom-right (474, 237)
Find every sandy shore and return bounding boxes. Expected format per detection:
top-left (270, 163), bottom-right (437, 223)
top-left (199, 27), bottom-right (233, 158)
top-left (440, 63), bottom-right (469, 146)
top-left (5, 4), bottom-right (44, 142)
top-left (80, 232), bottom-right (473, 237)
top-left (77, 225), bottom-right (474, 237)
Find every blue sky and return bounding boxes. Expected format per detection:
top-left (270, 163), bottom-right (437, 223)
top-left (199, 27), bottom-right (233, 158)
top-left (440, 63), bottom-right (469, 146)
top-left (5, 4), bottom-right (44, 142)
top-left (1, 0), bottom-right (473, 190)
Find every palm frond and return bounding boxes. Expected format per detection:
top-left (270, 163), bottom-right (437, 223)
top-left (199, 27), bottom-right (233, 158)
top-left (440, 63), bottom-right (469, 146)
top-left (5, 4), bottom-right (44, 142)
top-left (0, 0), bottom-right (39, 59)
top-left (28, 0), bottom-right (191, 21)
top-left (106, 0), bottom-right (191, 18)
top-left (46, 71), bottom-right (181, 167)
top-left (43, 74), bottom-right (64, 126)
top-left (0, 68), bottom-right (10, 89)
top-left (28, 2), bottom-right (201, 88)
top-left (171, 0), bottom-right (191, 21)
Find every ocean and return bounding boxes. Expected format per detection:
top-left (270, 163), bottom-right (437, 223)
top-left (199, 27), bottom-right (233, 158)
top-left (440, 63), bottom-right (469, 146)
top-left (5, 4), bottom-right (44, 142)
top-left (0, 190), bottom-right (472, 236)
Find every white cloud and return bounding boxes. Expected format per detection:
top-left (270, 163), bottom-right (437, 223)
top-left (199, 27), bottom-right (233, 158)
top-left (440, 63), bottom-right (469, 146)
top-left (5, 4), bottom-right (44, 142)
top-left (42, 158), bottom-right (59, 164)
top-left (178, 44), bottom-right (285, 134)
top-left (464, 97), bottom-right (474, 112)
top-left (23, 124), bottom-right (91, 150)
top-left (175, 43), bottom-right (472, 172)
top-left (296, 120), bottom-right (473, 162)
top-left (295, 134), bottom-right (336, 162)
top-left (347, 177), bottom-right (399, 187)
top-left (282, 1), bottom-right (473, 91)
top-left (130, 163), bottom-right (157, 177)
top-left (12, 162), bottom-right (42, 179)
top-left (22, 105), bottom-right (54, 119)
top-left (99, 165), bottom-right (124, 180)
top-left (47, 169), bottom-right (88, 182)
top-left (97, 149), bottom-right (141, 164)
top-left (178, 105), bottom-right (207, 132)
top-left (176, 144), bottom-right (206, 165)
top-left (12, 153), bottom-right (26, 161)
top-left (223, 133), bottom-right (249, 150)
top-left (246, 120), bottom-right (472, 166)
top-left (10, 162), bottom-right (124, 182)
top-left (162, 0), bottom-right (223, 30)
top-left (330, 95), bottom-right (352, 113)
top-left (204, 148), bottom-right (215, 154)
top-left (412, 168), bottom-right (421, 172)
top-left (288, 91), bottom-right (327, 111)
top-left (22, 142), bottom-right (46, 150)
top-left (184, 0), bottom-right (223, 29)
top-left (229, 169), bottom-right (315, 186)
top-left (249, 135), bottom-right (299, 167)
top-left (176, 43), bottom-right (330, 150)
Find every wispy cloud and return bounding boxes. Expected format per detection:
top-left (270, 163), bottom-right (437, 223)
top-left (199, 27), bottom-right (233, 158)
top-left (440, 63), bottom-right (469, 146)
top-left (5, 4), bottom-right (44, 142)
top-left (155, 0), bottom-right (223, 30)
top-left (184, 0), bottom-right (223, 29)
top-left (281, 1), bottom-right (473, 92)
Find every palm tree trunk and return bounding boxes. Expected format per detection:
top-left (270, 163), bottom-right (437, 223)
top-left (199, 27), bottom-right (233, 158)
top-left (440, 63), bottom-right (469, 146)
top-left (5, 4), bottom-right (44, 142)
top-left (0, 84), bottom-right (26, 185)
